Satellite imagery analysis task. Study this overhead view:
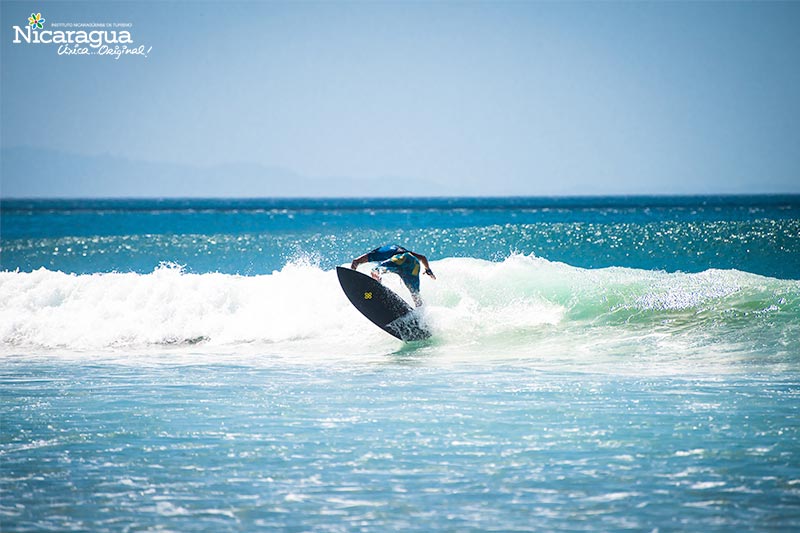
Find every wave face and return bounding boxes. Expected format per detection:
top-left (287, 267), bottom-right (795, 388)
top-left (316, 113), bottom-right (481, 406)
top-left (2, 256), bottom-right (797, 372)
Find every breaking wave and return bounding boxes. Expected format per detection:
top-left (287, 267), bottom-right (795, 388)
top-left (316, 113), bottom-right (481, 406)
top-left (1, 256), bottom-right (798, 371)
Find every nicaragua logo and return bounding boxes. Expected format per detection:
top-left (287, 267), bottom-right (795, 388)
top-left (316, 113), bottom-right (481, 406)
top-left (28, 12), bottom-right (45, 29)
top-left (11, 11), bottom-right (150, 58)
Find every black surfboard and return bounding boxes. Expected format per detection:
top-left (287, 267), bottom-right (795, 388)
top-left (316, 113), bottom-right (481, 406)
top-left (336, 266), bottom-right (431, 341)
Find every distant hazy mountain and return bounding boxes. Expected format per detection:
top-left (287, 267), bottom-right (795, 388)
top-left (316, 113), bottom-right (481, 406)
top-left (0, 147), bottom-right (448, 198)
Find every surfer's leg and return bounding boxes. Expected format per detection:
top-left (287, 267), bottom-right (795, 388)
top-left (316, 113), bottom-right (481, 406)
top-left (411, 291), bottom-right (423, 307)
top-left (403, 275), bottom-right (423, 307)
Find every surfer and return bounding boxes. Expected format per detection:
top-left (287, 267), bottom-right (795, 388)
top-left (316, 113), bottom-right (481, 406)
top-left (350, 244), bottom-right (436, 307)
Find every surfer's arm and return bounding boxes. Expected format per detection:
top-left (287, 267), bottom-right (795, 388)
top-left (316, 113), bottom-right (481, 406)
top-left (410, 252), bottom-right (436, 279)
top-left (350, 253), bottom-right (370, 270)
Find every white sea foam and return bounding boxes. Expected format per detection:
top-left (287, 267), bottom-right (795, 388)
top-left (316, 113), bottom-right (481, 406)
top-left (1, 255), bottom-right (797, 371)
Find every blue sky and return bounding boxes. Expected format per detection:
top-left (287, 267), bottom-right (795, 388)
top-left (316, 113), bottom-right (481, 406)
top-left (2, 0), bottom-right (799, 197)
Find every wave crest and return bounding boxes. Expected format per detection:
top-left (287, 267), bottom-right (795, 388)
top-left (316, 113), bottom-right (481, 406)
top-left (1, 256), bottom-right (797, 369)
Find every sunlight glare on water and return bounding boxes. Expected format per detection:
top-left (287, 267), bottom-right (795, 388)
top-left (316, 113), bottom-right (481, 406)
top-left (1, 197), bottom-right (799, 531)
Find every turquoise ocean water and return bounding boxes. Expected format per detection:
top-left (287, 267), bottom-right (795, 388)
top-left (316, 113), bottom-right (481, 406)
top-left (1, 196), bottom-right (799, 531)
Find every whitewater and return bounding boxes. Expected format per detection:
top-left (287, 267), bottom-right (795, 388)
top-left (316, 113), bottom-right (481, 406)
top-left (1, 255), bottom-right (798, 374)
top-left (2, 197), bottom-right (799, 532)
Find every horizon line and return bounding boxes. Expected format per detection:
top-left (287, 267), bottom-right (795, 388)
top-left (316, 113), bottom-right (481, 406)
top-left (2, 193), bottom-right (798, 204)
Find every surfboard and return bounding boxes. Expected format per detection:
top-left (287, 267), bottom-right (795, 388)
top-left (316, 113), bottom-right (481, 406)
top-left (336, 266), bottom-right (431, 341)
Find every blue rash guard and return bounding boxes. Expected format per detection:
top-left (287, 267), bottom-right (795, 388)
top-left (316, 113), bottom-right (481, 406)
top-left (366, 245), bottom-right (422, 305)
top-left (366, 244), bottom-right (409, 263)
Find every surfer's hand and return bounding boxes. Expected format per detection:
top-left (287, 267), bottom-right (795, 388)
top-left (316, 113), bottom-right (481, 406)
top-left (350, 261), bottom-right (358, 270)
top-left (371, 270), bottom-right (381, 282)
top-left (425, 268), bottom-right (436, 280)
